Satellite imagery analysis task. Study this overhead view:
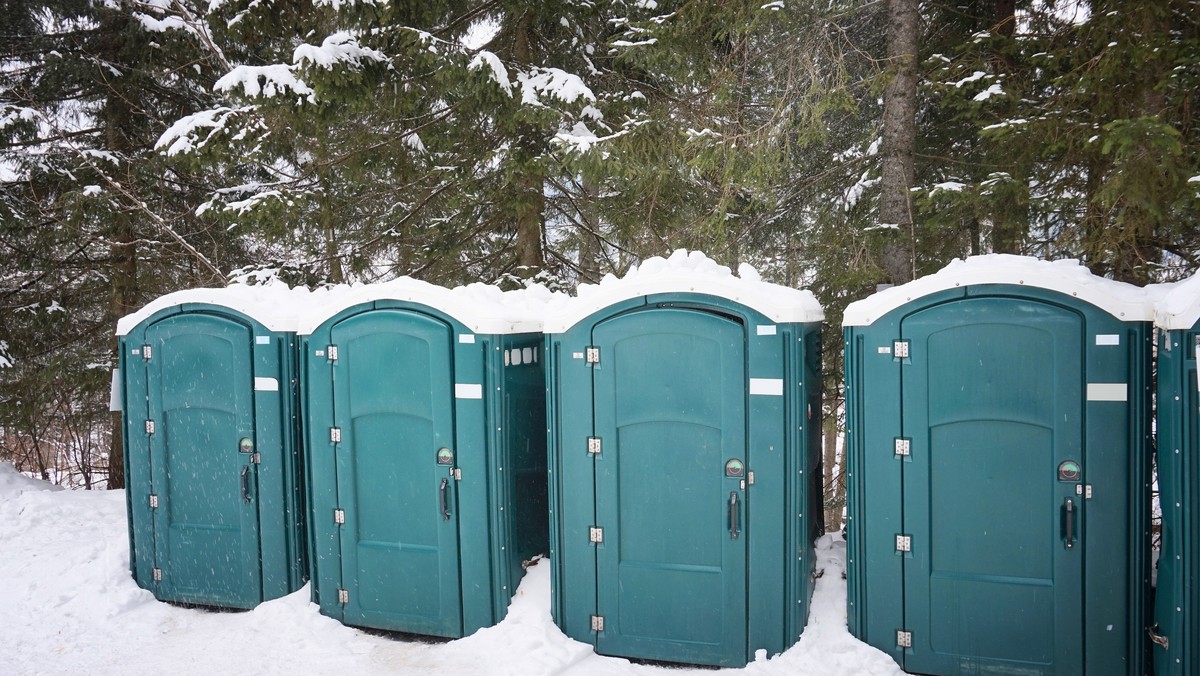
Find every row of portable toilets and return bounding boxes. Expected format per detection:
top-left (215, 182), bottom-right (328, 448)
top-left (114, 251), bottom-right (1200, 675)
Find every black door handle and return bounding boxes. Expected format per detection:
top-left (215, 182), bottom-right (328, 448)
top-left (439, 478), bottom-right (451, 520)
top-left (241, 465), bottom-right (252, 504)
top-left (1064, 497), bottom-right (1075, 549)
top-left (729, 492), bottom-right (740, 539)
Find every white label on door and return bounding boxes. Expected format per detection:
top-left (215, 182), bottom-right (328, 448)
top-left (1086, 383), bottom-right (1127, 401)
top-left (255, 336), bottom-right (271, 345)
top-left (756, 325), bottom-right (777, 336)
top-left (749, 378), bottom-right (784, 396)
top-left (1095, 334), bottom-right (1120, 346)
top-left (877, 346), bottom-right (892, 355)
top-left (254, 377), bottom-right (279, 392)
top-left (459, 334), bottom-right (475, 344)
top-left (455, 383), bottom-right (483, 399)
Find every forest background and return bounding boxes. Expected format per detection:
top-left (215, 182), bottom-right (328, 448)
top-left (2, 0), bottom-right (1197, 531)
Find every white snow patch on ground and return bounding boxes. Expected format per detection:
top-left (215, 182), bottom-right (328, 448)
top-left (0, 468), bottom-right (901, 675)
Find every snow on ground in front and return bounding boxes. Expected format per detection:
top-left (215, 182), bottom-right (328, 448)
top-left (0, 465), bottom-right (901, 676)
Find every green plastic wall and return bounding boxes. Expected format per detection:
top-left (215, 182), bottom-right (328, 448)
top-left (545, 292), bottom-right (822, 668)
top-left (844, 284), bottom-right (1151, 676)
top-left (1154, 324), bottom-right (1199, 676)
top-left (120, 304), bottom-right (307, 609)
top-left (299, 300), bottom-right (547, 638)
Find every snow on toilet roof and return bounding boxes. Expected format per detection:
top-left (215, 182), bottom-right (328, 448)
top-left (118, 278), bottom-right (562, 336)
top-left (541, 249), bottom-right (824, 334)
top-left (294, 277), bottom-right (560, 335)
top-left (1148, 274), bottom-right (1200, 330)
top-left (115, 282), bottom-right (316, 335)
top-left (842, 254), bottom-right (1153, 326)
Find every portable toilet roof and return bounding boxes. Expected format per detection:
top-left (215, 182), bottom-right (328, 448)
top-left (298, 279), bottom-right (559, 638)
top-left (843, 254), bottom-right (1153, 325)
top-left (542, 249), bottom-right (824, 333)
top-left (117, 283), bottom-right (310, 609)
top-left (544, 250), bottom-right (825, 667)
top-left (841, 254), bottom-right (1153, 676)
top-left (1148, 272), bottom-right (1200, 676)
top-left (116, 282), bottom-right (313, 336)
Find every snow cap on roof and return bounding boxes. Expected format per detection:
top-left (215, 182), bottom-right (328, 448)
top-left (115, 282), bottom-right (315, 336)
top-left (295, 277), bottom-right (561, 335)
top-left (842, 254), bottom-right (1153, 326)
top-left (541, 249), bottom-right (824, 334)
top-left (1148, 274), bottom-right (1200, 330)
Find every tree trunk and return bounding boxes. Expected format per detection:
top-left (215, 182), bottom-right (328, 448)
top-left (511, 11), bottom-right (545, 275)
top-left (878, 0), bottom-right (919, 284)
top-left (823, 406), bottom-right (841, 532)
top-left (102, 8), bottom-right (136, 490)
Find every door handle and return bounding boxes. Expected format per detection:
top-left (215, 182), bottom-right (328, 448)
top-left (1064, 497), bottom-right (1075, 549)
top-left (241, 465), bottom-right (252, 504)
top-left (729, 492), bottom-right (740, 540)
top-left (439, 478), bottom-right (451, 521)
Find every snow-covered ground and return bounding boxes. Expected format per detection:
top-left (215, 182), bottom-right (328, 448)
top-left (0, 462), bottom-right (902, 675)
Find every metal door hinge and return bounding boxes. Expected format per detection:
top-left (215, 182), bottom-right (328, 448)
top-left (334, 508), bottom-right (345, 525)
top-left (897, 629), bottom-right (912, 648)
top-left (453, 468), bottom-right (462, 480)
top-left (894, 438), bottom-right (911, 457)
top-left (587, 437), bottom-right (601, 455)
top-left (145, 420), bottom-right (155, 435)
top-left (591, 615), bottom-right (605, 632)
top-left (152, 567), bottom-right (163, 582)
top-left (589, 527), bottom-right (604, 544)
top-left (1076, 484), bottom-right (1093, 499)
top-left (148, 494), bottom-right (158, 509)
top-left (585, 346), bottom-right (600, 364)
top-left (893, 340), bottom-right (910, 359)
top-left (337, 588), bottom-right (349, 605)
top-left (747, 470), bottom-right (755, 486)
top-left (895, 534), bottom-right (912, 553)
top-left (327, 345), bottom-right (339, 362)
top-left (250, 453), bottom-right (261, 464)
top-left (142, 345), bottom-right (153, 360)
top-left (330, 427), bottom-right (342, 443)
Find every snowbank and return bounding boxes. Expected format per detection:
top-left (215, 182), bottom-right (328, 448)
top-left (0, 461), bottom-right (62, 496)
top-left (0, 485), bottom-right (902, 675)
top-left (542, 249), bottom-right (824, 333)
top-left (843, 254), bottom-right (1153, 326)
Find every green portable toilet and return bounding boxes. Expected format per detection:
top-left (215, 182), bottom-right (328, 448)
top-left (298, 279), bottom-right (551, 637)
top-left (543, 250), bottom-right (825, 668)
top-left (116, 284), bottom-right (309, 609)
top-left (1151, 274), bottom-right (1200, 676)
top-left (843, 255), bottom-right (1153, 676)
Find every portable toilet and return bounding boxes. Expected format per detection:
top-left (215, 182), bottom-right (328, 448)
top-left (1151, 273), bottom-right (1200, 676)
top-left (543, 250), bottom-right (825, 668)
top-left (842, 255), bottom-right (1153, 676)
top-left (297, 279), bottom-right (552, 638)
top-left (116, 284), bottom-right (309, 609)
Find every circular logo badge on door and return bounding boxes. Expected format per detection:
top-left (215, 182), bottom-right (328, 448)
top-left (239, 437), bottom-right (254, 453)
top-left (725, 458), bottom-right (745, 478)
top-left (437, 448), bottom-right (454, 465)
top-left (1058, 460), bottom-right (1081, 482)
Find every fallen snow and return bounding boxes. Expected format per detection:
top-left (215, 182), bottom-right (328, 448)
top-left (294, 33), bottom-right (388, 70)
top-left (0, 463), bottom-right (902, 676)
top-left (114, 281), bottom-right (317, 335)
top-left (516, 67), bottom-right (596, 107)
top-left (843, 254), bottom-right (1153, 326)
top-left (215, 64), bottom-right (315, 102)
top-left (468, 51), bottom-right (512, 94)
top-left (542, 249), bottom-right (824, 333)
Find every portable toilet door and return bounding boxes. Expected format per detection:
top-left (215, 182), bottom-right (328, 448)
top-left (298, 280), bottom-right (548, 638)
top-left (116, 287), bottom-right (307, 609)
top-left (1151, 274), bottom-right (1200, 676)
top-left (543, 251), bottom-right (825, 668)
top-left (843, 255), bottom-right (1153, 676)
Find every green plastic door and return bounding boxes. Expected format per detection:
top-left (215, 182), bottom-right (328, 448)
top-left (901, 297), bottom-right (1084, 675)
top-left (592, 308), bottom-right (747, 667)
top-left (331, 309), bottom-right (462, 636)
top-left (145, 314), bottom-right (261, 607)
